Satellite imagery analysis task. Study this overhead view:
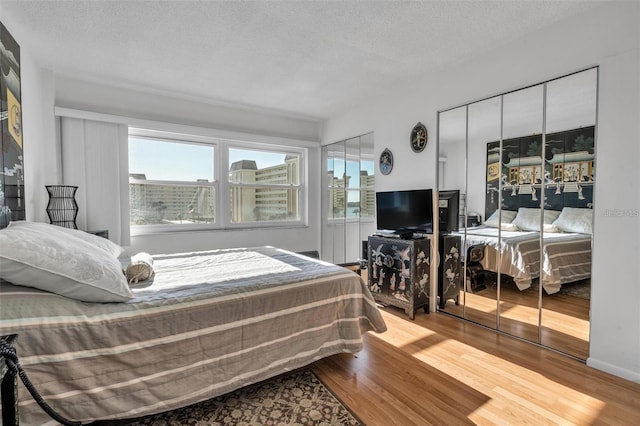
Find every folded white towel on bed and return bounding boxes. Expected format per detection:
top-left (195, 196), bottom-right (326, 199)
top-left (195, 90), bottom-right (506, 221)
top-left (126, 252), bottom-right (154, 284)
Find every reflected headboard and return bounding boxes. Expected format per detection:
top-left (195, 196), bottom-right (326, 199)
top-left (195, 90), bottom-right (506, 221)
top-left (485, 126), bottom-right (595, 219)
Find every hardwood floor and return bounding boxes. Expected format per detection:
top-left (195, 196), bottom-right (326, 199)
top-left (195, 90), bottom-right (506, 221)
top-left (440, 279), bottom-right (590, 360)
top-left (311, 308), bottom-right (640, 425)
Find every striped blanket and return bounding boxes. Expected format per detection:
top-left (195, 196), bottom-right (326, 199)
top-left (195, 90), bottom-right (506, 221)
top-left (458, 228), bottom-right (591, 294)
top-left (0, 246), bottom-right (386, 425)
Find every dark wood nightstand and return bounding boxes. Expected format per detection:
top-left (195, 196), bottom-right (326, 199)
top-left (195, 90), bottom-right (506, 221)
top-left (1, 334), bottom-right (18, 426)
top-left (87, 229), bottom-right (109, 239)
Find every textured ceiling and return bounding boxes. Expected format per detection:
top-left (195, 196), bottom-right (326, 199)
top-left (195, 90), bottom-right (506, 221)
top-left (1, 0), bottom-right (604, 120)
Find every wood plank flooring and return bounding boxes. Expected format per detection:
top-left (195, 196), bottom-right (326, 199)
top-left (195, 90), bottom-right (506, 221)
top-left (440, 280), bottom-right (590, 359)
top-left (310, 308), bottom-right (640, 425)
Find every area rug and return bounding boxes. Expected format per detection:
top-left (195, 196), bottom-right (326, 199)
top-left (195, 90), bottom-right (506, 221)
top-left (124, 370), bottom-right (362, 425)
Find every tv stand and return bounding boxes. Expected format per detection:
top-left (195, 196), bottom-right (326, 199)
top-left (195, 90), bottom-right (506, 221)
top-left (367, 235), bottom-right (431, 319)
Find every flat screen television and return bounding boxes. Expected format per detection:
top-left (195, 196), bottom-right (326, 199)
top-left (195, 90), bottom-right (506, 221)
top-left (375, 189), bottom-right (433, 234)
top-left (438, 189), bottom-right (460, 234)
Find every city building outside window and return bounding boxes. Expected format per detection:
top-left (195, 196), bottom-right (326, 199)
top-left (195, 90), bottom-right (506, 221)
top-left (229, 147), bottom-right (301, 224)
top-left (327, 153), bottom-right (375, 222)
top-left (129, 136), bottom-right (217, 227)
top-left (128, 130), bottom-right (305, 232)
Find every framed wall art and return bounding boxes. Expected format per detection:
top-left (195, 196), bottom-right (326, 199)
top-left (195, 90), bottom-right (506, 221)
top-left (379, 148), bottom-right (393, 175)
top-left (0, 21), bottom-right (24, 228)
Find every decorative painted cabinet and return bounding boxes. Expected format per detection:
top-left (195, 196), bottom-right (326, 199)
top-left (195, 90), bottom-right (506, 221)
top-left (438, 234), bottom-right (462, 309)
top-left (367, 235), bottom-right (431, 319)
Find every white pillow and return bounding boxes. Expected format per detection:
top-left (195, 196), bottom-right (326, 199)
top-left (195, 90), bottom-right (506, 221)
top-left (552, 207), bottom-right (593, 234)
top-left (8, 221), bottom-right (124, 258)
top-left (512, 208), bottom-right (561, 232)
top-left (0, 225), bottom-right (133, 302)
top-left (484, 210), bottom-right (519, 231)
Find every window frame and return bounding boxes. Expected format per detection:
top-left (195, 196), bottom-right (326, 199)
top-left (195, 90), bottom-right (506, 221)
top-left (128, 128), bottom-right (307, 235)
top-left (225, 143), bottom-right (305, 228)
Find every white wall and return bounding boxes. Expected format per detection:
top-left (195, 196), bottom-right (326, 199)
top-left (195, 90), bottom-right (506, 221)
top-left (322, 2), bottom-right (640, 381)
top-left (54, 76), bottom-right (320, 142)
top-left (20, 53), bottom-right (58, 224)
top-left (8, 29), bottom-right (324, 256)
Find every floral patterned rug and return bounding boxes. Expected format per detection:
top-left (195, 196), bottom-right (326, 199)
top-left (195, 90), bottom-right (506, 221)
top-left (123, 370), bottom-right (362, 425)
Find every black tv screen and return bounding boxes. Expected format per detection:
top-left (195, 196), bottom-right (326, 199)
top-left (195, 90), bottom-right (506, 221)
top-left (375, 189), bottom-right (433, 233)
top-left (438, 189), bottom-right (460, 233)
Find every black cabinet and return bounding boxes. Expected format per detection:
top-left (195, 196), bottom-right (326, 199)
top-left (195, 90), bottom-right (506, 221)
top-left (1, 334), bottom-right (18, 426)
top-left (438, 234), bottom-right (462, 309)
top-left (367, 235), bottom-right (431, 319)
top-left (87, 229), bottom-right (109, 239)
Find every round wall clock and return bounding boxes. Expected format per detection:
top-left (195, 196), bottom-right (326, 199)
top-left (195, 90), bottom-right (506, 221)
top-left (410, 122), bottom-right (428, 153)
top-left (379, 148), bottom-right (393, 175)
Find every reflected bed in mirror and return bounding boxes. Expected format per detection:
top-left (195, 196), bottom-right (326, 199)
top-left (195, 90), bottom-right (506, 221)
top-left (455, 219), bottom-right (591, 295)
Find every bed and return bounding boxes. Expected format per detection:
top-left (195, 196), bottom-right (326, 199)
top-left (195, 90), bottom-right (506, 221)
top-left (455, 206), bottom-right (593, 294)
top-left (0, 223), bottom-right (386, 425)
top-left (459, 226), bottom-right (592, 294)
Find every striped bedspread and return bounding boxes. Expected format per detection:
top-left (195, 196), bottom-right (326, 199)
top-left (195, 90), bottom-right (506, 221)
top-left (458, 228), bottom-right (591, 294)
top-left (0, 246), bottom-right (387, 425)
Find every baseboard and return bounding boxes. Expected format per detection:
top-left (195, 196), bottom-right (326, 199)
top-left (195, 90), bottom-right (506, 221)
top-left (587, 357), bottom-right (640, 383)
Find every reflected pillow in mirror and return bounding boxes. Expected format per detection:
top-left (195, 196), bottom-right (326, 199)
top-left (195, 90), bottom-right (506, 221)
top-left (512, 208), bottom-right (561, 232)
top-left (484, 210), bottom-right (519, 231)
top-left (0, 225), bottom-right (133, 302)
top-left (552, 207), bottom-right (593, 234)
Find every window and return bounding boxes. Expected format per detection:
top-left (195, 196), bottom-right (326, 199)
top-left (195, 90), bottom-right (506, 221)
top-left (228, 147), bottom-right (301, 224)
top-left (128, 129), bottom-right (305, 231)
top-left (129, 136), bottom-right (217, 226)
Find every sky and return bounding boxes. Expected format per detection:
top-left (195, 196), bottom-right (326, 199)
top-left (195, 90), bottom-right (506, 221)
top-left (328, 157), bottom-right (375, 185)
top-left (129, 137), bottom-right (292, 181)
top-left (130, 137), bottom-right (375, 185)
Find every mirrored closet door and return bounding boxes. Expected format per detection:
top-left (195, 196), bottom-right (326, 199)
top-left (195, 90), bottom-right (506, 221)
top-left (437, 68), bottom-right (597, 360)
top-left (540, 70), bottom-right (597, 358)
top-left (322, 133), bottom-right (376, 265)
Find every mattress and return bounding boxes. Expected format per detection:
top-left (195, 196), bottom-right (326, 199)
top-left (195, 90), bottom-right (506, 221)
top-left (0, 246), bottom-right (386, 425)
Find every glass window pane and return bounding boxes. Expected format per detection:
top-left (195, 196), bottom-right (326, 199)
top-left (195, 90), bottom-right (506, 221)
top-left (360, 188), bottom-right (376, 219)
top-left (130, 182), bottom-right (215, 225)
top-left (360, 159), bottom-right (375, 188)
top-left (230, 187), bottom-right (300, 223)
top-left (346, 190), bottom-right (360, 218)
top-left (328, 188), bottom-right (346, 219)
top-left (327, 156), bottom-right (336, 184)
top-left (327, 160), bottom-right (347, 188)
top-left (229, 148), bottom-right (300, 185)
top-left (325, 142), bottom-right (346, 189)
top-left (129, 137), bottom-right (214, 182)
top-left (346, 159), bottom-right (360, 188)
